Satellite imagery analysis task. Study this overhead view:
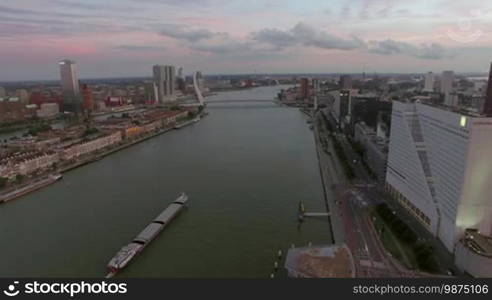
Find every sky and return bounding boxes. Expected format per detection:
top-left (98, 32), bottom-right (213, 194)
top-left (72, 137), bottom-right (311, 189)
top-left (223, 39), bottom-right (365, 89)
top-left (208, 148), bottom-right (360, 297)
top-left (1, 0), bottom-right (492, 81)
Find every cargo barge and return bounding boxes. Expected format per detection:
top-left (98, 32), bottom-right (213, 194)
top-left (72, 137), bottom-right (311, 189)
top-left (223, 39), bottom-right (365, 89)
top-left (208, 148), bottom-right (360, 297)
top-left (106, 193), bottom-right (188, 277)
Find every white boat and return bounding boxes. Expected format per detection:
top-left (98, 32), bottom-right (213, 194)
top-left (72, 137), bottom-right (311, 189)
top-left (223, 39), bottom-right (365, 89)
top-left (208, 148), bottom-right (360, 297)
top-left (51, 174), bottom-right (63, 181)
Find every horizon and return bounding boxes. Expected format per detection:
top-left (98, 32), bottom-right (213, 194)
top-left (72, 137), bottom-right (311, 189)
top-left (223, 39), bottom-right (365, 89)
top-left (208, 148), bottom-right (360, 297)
top-left (1, 0), bottom-right (492, 81)
top-left (0, 70), bottom-right (490, 85)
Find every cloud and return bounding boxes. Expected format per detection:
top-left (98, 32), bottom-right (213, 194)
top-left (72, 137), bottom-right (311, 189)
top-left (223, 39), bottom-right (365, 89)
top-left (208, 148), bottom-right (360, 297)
top-left (250, 22), bottom-right (446, 60)
top-left (252, 22), bottom-right (364, 50)
top-left (159, 25), bottom-right (219, 42)
top-left (367, 40), bottom-right (446, 59)
top-left (155, 21), bottom-right (447, 60)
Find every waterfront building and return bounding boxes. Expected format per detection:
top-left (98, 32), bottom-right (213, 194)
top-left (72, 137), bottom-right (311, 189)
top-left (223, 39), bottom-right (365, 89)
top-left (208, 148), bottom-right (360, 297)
top-left (124, 126), bottom-right (145, 139)
top-left (81, 84), bottom-right (94, 112)
top-left (59, 59), bottom-right (82, 113)
top-left (0, 151), bottom-right (60, 178)
top-left (354, 122), bottom-right (388, 184)
top-left (15, 89), bottom-right (30, 105)
top-left (350, 94), bottom-right (392, 131)
top-left (441, 70), bottom-right (455, 107)
top-left (299, 78), bottom-right (310, 100)
top-left (0, 97), bottom-right (32, 123)
top-left (5, 137), bottom-right (61, 151)
top-left (385, 101), bottom-right (492, 252)
top-left (285, 244), bottom-right (355, 278)
top-left (62, 132), bottom-right (122, 160)
top-left (153, 65), bottom-right (176, 103)
top-left (423, 72), bottom-right (435, 92)
top-left (339, 75), bottom-right (352, 89)
top-left (455, 229), bottom-right (492, 277)
top-left (330, 89), bottom-right (359, 131)
top-left (36, 103), bottom-right (59, 119)
top-left (18, 152), bottom-right (60, 176)
top-left (483, 62), bottom-right (492, 116)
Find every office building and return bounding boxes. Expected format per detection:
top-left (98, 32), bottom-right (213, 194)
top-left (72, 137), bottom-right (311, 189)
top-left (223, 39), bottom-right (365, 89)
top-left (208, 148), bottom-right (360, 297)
top-left (339, 75), bottom-right (352, 89)
top-left (15, 89), bottom-right (29, 105)
top-left (483, 62), bottom-right (492, 116)
top-left (299, 78), bottom-right (310, 100)
top-left (81, 84), bottom-right (94, 112)
top-left (59, 59), bottom-right (82, 112)
top-left (330, 89), bottom-right (358, 130)
top-left (354, 123), bottom-right (389, 184)
top-left (0, 87), bottom-right (6, 98)
top-left (36, 103), bottom-right (59, 119)
top-left (441, 71), bottom-right (454, 106)
top-left (423, 72), bottom-right (435, 92)
top-left (153, 65), bottom-right (176, 103)
top-left (386, 101), bottom-right (492, 252)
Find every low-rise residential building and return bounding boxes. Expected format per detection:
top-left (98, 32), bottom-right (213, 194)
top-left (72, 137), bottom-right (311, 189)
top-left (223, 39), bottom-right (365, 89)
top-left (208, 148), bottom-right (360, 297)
top-left (62, 132), bottom-right (122, 160)
top-left (162, 110), bottom-right (189, 127)
top-left (18, 152), bottom-right (59, 175)
top-left (0, 151), bottom-right (59, 178)
top-left (124, 126), bottom-right (145, 139)
top-left (6, 137), bottom-right (61, 151)
top-left (142, 120), bottom-right (162, 133)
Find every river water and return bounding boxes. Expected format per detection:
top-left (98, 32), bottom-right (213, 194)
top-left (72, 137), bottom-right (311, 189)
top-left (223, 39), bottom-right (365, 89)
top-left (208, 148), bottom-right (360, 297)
top-left (0, 85), bottom-right (332, 278)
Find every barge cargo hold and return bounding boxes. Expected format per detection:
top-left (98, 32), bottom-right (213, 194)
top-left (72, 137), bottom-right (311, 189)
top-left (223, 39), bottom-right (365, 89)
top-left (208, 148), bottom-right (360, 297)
top-left (106, 193), bottom-right (188, 276)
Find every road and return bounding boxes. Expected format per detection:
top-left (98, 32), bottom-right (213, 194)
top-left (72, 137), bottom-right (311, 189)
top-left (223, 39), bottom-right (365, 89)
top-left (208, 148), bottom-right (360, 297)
top-left (313, 110), bottom-right (433, 278)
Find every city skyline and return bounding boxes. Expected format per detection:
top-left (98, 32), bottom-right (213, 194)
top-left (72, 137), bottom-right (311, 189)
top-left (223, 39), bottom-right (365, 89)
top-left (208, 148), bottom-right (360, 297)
top-left (1, 0), bottom-right (492, 81)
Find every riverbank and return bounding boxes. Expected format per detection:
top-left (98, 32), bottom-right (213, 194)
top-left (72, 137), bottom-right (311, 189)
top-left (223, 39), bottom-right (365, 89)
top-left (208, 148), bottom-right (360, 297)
top-left (0, 115), bottom-right (204, 204)
top-left (312, 111), bottom-right (347, 244)
top-left (0, 175), bottom-right (60, 203)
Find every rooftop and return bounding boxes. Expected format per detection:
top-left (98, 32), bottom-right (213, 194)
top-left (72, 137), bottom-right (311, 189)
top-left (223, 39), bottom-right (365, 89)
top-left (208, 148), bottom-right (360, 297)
top-left (285, 244), bottom-right (355, 278)
top-left (462, 229), bottom-right (492, 258)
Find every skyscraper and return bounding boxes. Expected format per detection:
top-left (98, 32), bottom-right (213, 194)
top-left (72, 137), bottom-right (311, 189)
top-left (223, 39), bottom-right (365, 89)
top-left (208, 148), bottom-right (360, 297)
top-left (483, 62), bottom-right (492, 116)
top-left (0, 86), bottom-right (6, 98)
top-left (81, 84), bottom-right (94, 112)
top-left (441, 70), bottom-right (454, 106)
top-left (386, 101), bottom-right (492, 252)
top-left (423, 72), bottom-right (435, 92)
top-left (339, 75), bottom-right (353, 89)
top-left (153, 65), bottom-right (176, 103)
top-left (299, 78), bottom-right (310, 100)
top-left (15, 89), bottom-right (29, 105)
top-left (59, 59), bottom-right (82, 112)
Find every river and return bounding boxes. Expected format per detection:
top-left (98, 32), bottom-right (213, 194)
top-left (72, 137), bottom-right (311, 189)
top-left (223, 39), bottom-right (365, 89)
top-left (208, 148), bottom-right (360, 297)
top-left (0, 85), bottom-right (332, 278)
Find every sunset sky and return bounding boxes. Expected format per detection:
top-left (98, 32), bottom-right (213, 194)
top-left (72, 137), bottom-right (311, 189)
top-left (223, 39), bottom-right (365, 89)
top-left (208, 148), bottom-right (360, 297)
top-left (1, 0), bottom-right (492, 81)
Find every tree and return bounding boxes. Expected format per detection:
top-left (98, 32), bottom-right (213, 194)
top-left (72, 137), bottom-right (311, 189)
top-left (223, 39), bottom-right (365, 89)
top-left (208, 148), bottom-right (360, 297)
top-left (352, 141), bottom-right (366, 157)
top-left (0, 177), bottom-right (8, 189)
top-left (14, 174), bottom-right (25, 184)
